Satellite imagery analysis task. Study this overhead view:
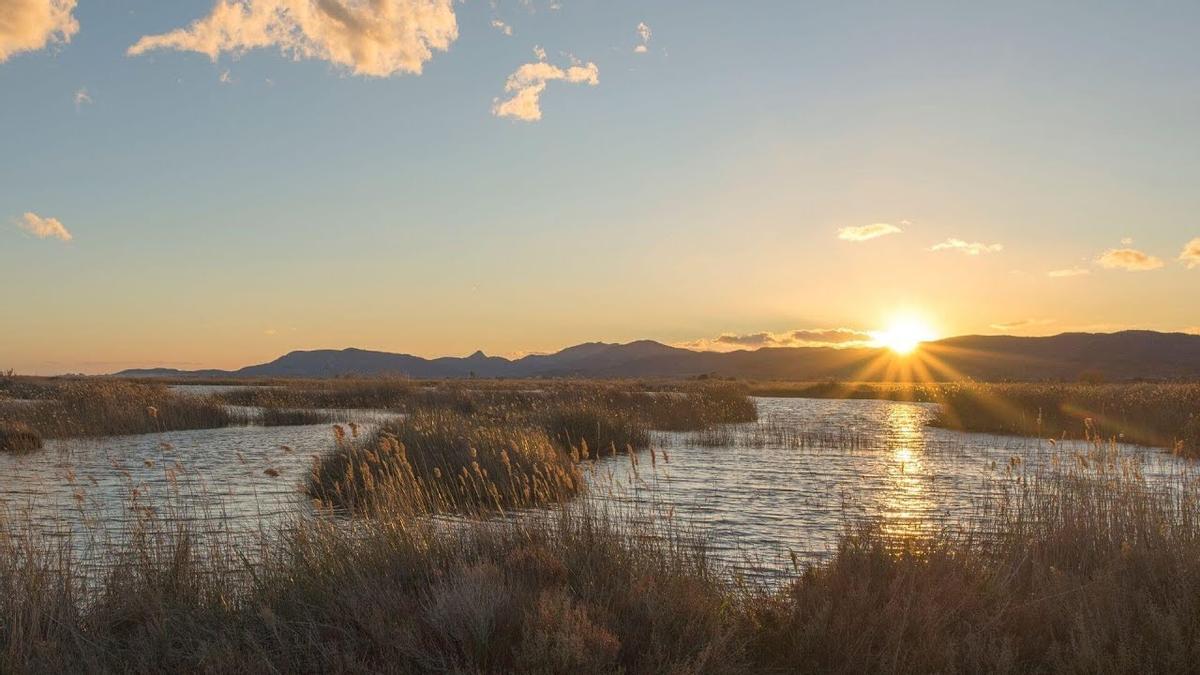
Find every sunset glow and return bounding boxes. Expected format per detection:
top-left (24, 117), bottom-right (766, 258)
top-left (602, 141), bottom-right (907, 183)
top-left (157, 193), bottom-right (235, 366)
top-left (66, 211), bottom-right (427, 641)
top-left (873, 317), bottom-right (937, 355)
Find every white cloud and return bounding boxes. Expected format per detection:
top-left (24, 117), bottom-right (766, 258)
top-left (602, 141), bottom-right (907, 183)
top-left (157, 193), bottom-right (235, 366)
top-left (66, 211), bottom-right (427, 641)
top-left (73, 86), bottom-right (91, 110)
top-left (678, 328), bottom-right (875, 352)
top-left (490, 19), bottom-right (512, 36)
top-left (16, 212), bottom-right (72, 241)
top-left (929, 238), bottom-right (1003, 255)
top-left (1047, 266), bottom-right (1090, 278)
top-left (0, 0), bottom-right (78, 63)
top-left (634, 21), bottom-right (651, 53)
top-left (128, 0), bottom-right (458, 78)
top-left (837, 223), bottom-right (902, 242)
top-left (1096, 247), bottom-right (1163, 271)
top-left (219, 69), bottom-right (233, 84)
top-left (491, 59), bottom-right (598, 122)
top-left (1120, 237), bottom-right (1133, 245)
top-left (1179, 237), bottom-right (1200, 269)
top-left (532, 44), bottom-right (545, 61)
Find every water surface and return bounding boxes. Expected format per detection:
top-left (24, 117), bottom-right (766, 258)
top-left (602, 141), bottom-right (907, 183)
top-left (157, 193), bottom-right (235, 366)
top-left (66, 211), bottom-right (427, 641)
top-left (0, 397), bottom-right (1184, 578)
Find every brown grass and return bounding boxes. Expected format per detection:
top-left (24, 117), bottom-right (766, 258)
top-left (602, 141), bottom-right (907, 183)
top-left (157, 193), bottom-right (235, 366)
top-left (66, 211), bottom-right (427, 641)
top-left (0, 421), bottom-right (42, 453)
top-left (2, 436), bottom-right (1200, 672)
top-left (308, 409), bottom-right (583, 514)
top-left (0, 379), bottom-right (233, 440)
top-left (752, 380), bottom-right (1200, 456)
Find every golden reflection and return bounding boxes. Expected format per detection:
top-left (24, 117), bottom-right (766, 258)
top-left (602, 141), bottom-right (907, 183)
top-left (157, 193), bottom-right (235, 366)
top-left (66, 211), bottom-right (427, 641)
top-left (881, 404), bottom-right (933, 539)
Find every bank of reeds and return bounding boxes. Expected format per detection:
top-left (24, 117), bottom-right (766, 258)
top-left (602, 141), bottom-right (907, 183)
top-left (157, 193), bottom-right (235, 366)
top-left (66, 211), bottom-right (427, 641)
top-left (218, 377), bottom-right (416, 409)
top-left (308, 410), bottom-right (582, 514)
top-left (756, 380), bottom-right (1200, 456)
top-left (0, 422), bottom-right (42, 453)
top-left (0, 380), bottom-right (233, 440)
top-left (3, 441), bottom-right (1200, 672)
top-left (258, 407), bottom-right (337, 427)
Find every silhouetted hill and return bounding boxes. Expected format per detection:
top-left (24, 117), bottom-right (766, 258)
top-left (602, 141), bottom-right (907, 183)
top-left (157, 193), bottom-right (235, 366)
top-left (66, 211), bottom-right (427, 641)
top-left (116, 331), bottom-right (1200, 381)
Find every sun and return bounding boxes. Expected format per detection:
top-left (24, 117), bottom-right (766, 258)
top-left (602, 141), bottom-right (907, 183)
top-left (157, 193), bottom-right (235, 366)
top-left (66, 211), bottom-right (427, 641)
top-left (873, 316), bottom-right (937, 355)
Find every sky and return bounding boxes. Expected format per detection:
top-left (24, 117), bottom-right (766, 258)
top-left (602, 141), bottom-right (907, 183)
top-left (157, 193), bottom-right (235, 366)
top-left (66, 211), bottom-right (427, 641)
top-left (1, 0), bottom-right (1199, 374)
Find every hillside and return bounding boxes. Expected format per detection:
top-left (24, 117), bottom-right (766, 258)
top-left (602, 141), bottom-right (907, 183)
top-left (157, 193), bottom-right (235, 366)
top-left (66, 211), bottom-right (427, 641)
top-left (116, 331), bottom-right (1200, 381)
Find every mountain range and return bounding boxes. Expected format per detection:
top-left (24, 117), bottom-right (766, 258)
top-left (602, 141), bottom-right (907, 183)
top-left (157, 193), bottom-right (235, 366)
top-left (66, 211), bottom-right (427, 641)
top-left (115, 330), bottom-right (1200, 382)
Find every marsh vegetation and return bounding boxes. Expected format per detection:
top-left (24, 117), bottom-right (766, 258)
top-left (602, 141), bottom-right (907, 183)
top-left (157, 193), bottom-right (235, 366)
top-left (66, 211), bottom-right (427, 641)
top-left (753, 380), bottom-right (1200, 456)
top-left (2, 431), bottom-right (1200, 672)
top-left (2, 374), bottom-right (1199, 671)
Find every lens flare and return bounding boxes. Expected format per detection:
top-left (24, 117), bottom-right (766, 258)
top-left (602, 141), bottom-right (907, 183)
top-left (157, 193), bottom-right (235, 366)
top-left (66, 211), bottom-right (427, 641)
top-left (873, 317), bottom-right (936, 355)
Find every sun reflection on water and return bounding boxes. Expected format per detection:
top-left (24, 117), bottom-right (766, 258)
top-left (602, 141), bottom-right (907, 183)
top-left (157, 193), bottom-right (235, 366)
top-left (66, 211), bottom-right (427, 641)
top-left (881, 404), bottom-right (934, 539)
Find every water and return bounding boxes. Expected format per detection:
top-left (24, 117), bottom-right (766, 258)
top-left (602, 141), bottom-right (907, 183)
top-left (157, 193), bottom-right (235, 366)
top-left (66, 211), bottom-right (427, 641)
top-left (0, 397), bottom-right (1186, 578)
top-left (0, 415), bottom-right (389, 555)
top-left (590, 398), bottom-right (1186, 576)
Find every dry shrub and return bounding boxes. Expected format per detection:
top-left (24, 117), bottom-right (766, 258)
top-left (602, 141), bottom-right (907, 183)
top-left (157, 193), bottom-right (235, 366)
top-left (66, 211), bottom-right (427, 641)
top-left (516, 589), bottom-right (620, 674)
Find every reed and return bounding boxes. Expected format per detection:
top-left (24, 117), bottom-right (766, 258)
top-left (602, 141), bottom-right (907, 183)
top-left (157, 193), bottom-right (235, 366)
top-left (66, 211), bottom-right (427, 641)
top-left (0, 422), bottom-right (42, 453)
top-left (308, 410), bottom-right (582, 514)
top-left (0, 379), bottom-right (233, 441)
top-left (2, 439), bottom-right (1200, 672)
top-left (755, 380), bottom-right (1200, 456)
top-left (258, 406), bottom-right (337, 427)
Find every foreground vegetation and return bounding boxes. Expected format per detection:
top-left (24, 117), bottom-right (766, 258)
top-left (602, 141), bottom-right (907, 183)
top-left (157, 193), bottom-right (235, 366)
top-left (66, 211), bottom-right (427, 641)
top-left (753, 380), bottom-right (1200, 456)
top-left (3, 434), bottom-right (1199, 672)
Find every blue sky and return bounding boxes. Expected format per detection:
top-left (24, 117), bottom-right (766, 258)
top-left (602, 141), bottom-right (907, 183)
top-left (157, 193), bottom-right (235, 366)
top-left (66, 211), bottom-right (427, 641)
top-left (2, 0), bottom-right (1199, 373)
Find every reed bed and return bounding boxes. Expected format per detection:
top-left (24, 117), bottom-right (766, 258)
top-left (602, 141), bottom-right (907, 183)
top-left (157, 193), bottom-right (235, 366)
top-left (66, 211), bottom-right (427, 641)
top-left (756, 380), bottom-right (1200, 456)
top-left (688, 415), bottom-right (871, 451)
top-left (217, 379), bottom-right (758, 432)
top-left (0, 380), bottom-right (233, 440)
top-left (257, 406), bottom-right (339, 427)
top-left (3, 438), bottom-right (1200, 672)
top-left (0, 421), bottom-right (42, 453)
top-left (308, 410), bottom-right (583, 515)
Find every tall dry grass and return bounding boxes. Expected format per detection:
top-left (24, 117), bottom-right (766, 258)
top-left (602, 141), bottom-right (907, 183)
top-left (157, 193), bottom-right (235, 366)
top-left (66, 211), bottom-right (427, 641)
top-left (309, 410), bottom-right (583, 515)
top-left (0, 379), bottom-right (233, 440)
top-left (0, 421), bottom-right (42, 453)
top-left (2, 432), bottom-right (1200, 672)
top-left (754, 380), bottom-right (1200, 456)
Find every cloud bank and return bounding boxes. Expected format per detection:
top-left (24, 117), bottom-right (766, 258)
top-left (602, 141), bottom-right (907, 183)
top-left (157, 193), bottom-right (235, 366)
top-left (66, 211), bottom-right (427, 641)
top-left (837, 223), bottom-right (901, 242)
top-left (128, 0), bottom-right (458, 78)
top-left (16, 212), bottom-right (72, 241)
top-left (1179, 238), bottom-right (1200, 269)
top-left (0, 0), bottom-right (78, 63)
top-left (1096, 247), bottom-right (1163, 271)
top-left (929, 238), bottom-right (1003, 255)
top-left (492, 59), bottom-right (598, 121)
top-left (679, 328), bottom-right (874, 352)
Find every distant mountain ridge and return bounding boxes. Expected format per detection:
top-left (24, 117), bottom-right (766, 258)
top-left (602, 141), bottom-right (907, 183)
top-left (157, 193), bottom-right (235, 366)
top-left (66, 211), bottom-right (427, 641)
top-left (116, 331), bottom-right (1200, 382)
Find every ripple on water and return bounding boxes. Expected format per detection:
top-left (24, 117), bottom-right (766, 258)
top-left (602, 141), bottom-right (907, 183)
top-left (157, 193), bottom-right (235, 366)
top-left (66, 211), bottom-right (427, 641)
top-left (0, 397), bottom-right (1186, 580)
